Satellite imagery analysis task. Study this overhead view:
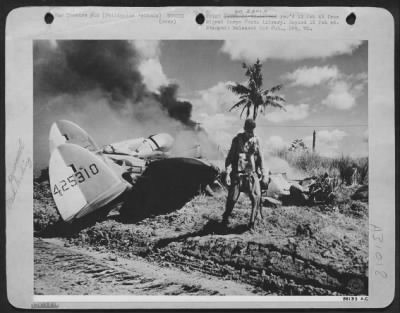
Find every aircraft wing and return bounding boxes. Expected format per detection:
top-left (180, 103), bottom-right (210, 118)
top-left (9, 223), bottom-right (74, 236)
top-left (50, 119), bottom-right (174, 160)
top-left (119, 157), bottom-right (220, 221)
top-left (103, 133), bottom-right (174, 159)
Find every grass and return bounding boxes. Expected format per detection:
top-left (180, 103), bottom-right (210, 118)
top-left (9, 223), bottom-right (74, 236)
top-left (271, 149), bottom-right (368, 185)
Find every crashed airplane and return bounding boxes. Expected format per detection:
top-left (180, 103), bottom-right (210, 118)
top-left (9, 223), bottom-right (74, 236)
top-left (262, 173), bottom-right (308, 206)
top-left (48, 120), bottom-right (333, 224)
top-left (263, 173), bottom-right (337, 207)
top-left (48, 120), bottom-right (219, 223)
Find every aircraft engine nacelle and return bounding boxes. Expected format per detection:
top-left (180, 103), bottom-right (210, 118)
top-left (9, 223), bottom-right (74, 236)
top-left (135, 133), bottom-right (174, 157)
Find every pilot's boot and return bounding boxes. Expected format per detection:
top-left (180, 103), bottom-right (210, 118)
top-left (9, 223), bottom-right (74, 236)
top-left (222, 199), bottom-right (235, 226)
top-left (248, 220), bottom-right (255, 230)
top-left (222, 180), bottom-right (240, 226)
top-left (222, 207), bottom-right (232, 226)
top-left (248, 202), bottom-right (258, 231)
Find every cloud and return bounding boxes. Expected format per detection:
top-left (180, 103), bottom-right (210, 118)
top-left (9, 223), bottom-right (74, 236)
top-left (349, 149), bottom-right (369, 158)
top-left (322, 81), bottom-right (355, 110)
top-left (139, 58), bottom-right (169, 92)
top-left (191, 81), bottom-right (240, 116)
top-left (317, 129), bottom-right (347, 143)
top-left (263, 103), bottom-right (310, 123)
top-left (363, 129), bottom-right (368, 143)
top-left (283, 67), bottom-right (367, 111)
top-left (221, 40), bottom-right (363, 62)
top-left (132, 40), bottom-right (161, 59)
top-left (321, 71), bottom-right (367, 110)
top-left (304, 129), bottom-right (347, 157)
top-left (283, 66), bottom-right (339, 87)
top-left (322, 81), bottom-right (356, 110)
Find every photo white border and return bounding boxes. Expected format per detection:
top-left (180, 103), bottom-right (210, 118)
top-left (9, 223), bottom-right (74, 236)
top-left (5, 6), bottom-right (395, 309)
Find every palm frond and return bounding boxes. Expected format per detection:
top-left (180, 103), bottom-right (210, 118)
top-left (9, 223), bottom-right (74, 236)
top-left (227, 59), bottom-right (285, 121)
top-left (264, 100), bottom-right (286, 111)
top-left (229, 98), bottom-right (247, 112)
top-left (270, 84), bottom-right (284, 93)
top-left (266, 95), bottom-right (286, 103)
top-left (263, 84), bottom-right (283, 95)
top-left (227, 83), bottom-right (250, 95)
top-left (239, 104), bottom-right (248, 118)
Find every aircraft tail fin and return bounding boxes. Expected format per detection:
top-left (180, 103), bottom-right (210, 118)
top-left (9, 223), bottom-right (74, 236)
top-left (49, 143), bottom-right (129, 222)
top-left (49, 120), bottom-right (99, 154)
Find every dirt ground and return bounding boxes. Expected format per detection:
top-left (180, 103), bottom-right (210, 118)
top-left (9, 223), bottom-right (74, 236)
top-left (34, 238), bottom-right (261, 295)
top-left (34, 181), bottom-right (368, 296)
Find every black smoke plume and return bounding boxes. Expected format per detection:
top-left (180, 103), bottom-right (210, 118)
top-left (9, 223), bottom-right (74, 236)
top-left (34, 40), bottom-right (194, 125)
top-left (157, 84), bottom-right (197, 128)
top-left (33, 40), bottom-right (225, 170)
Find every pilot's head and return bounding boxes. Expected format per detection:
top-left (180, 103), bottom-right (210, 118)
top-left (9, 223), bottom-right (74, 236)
top-left (244, 118), bottom-right (256, 138)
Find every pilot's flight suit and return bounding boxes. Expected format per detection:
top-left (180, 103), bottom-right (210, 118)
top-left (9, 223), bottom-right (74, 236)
top-left (223, 131), bottom-right (267, 227)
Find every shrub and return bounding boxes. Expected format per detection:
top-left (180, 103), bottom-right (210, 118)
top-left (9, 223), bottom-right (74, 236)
top-left (355, 157), bottom-right (369, 184)
top-left (270, 149), bottom-right (368, 185)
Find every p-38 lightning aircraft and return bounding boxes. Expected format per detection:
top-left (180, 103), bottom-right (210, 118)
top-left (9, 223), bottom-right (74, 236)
top-left (49, 120), bottom-right (219, 223)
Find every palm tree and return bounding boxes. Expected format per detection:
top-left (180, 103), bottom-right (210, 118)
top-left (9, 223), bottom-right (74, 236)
top-left (228, 59), bottom-right (285, 120)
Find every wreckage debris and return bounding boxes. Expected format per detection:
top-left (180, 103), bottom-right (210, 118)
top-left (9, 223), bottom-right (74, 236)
top-left (351, 185), bottom-right (368, 202)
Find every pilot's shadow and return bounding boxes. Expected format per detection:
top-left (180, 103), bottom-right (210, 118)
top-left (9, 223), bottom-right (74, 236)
top-left (154, 219), bottom-right (249, 249)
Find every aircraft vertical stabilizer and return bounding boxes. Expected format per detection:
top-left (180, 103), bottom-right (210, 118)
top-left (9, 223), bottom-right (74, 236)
top-left (49, 120), bottom-right (99, 154)
top-left (49, 143), bottom-right (130, 222)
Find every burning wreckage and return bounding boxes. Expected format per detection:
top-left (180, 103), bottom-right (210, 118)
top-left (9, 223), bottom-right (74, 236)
top-left (264, 172), bottom-right (337, 207)
top-left (48, 120), bottom-right (219, 223)
top-left (48, 120), bottom-right (336, 225)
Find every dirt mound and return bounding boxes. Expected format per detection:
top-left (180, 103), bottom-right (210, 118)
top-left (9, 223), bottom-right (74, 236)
top-left (51, 192), bottom-right (368, 295)
top-left (34, 180), bottom-right (368, 295)
top-left (34, 181), bottom-right (61, 233)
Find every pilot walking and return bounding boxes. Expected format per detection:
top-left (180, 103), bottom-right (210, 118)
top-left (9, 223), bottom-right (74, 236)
top-left (222, 118), bottom-right (269, 229)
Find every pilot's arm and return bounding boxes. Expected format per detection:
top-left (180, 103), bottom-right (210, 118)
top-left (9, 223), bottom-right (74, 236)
top-left (224, 136), bottom-right (238, 185)
top-left (256, 138), bottom-right (269, 184)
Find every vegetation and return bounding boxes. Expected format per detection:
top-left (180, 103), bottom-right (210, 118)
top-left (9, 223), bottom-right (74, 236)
top-left (288, 139), bottom-right (308, 152)
top-left (272, 148), bottom-right (368, 185)
top-left (228, 59), bottom-right (285, 120)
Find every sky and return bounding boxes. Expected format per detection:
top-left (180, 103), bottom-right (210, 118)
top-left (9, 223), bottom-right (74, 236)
top-left (160, 40), bottom-right (368, 157)
top-left (34, 40), bottom-right (368, 170)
